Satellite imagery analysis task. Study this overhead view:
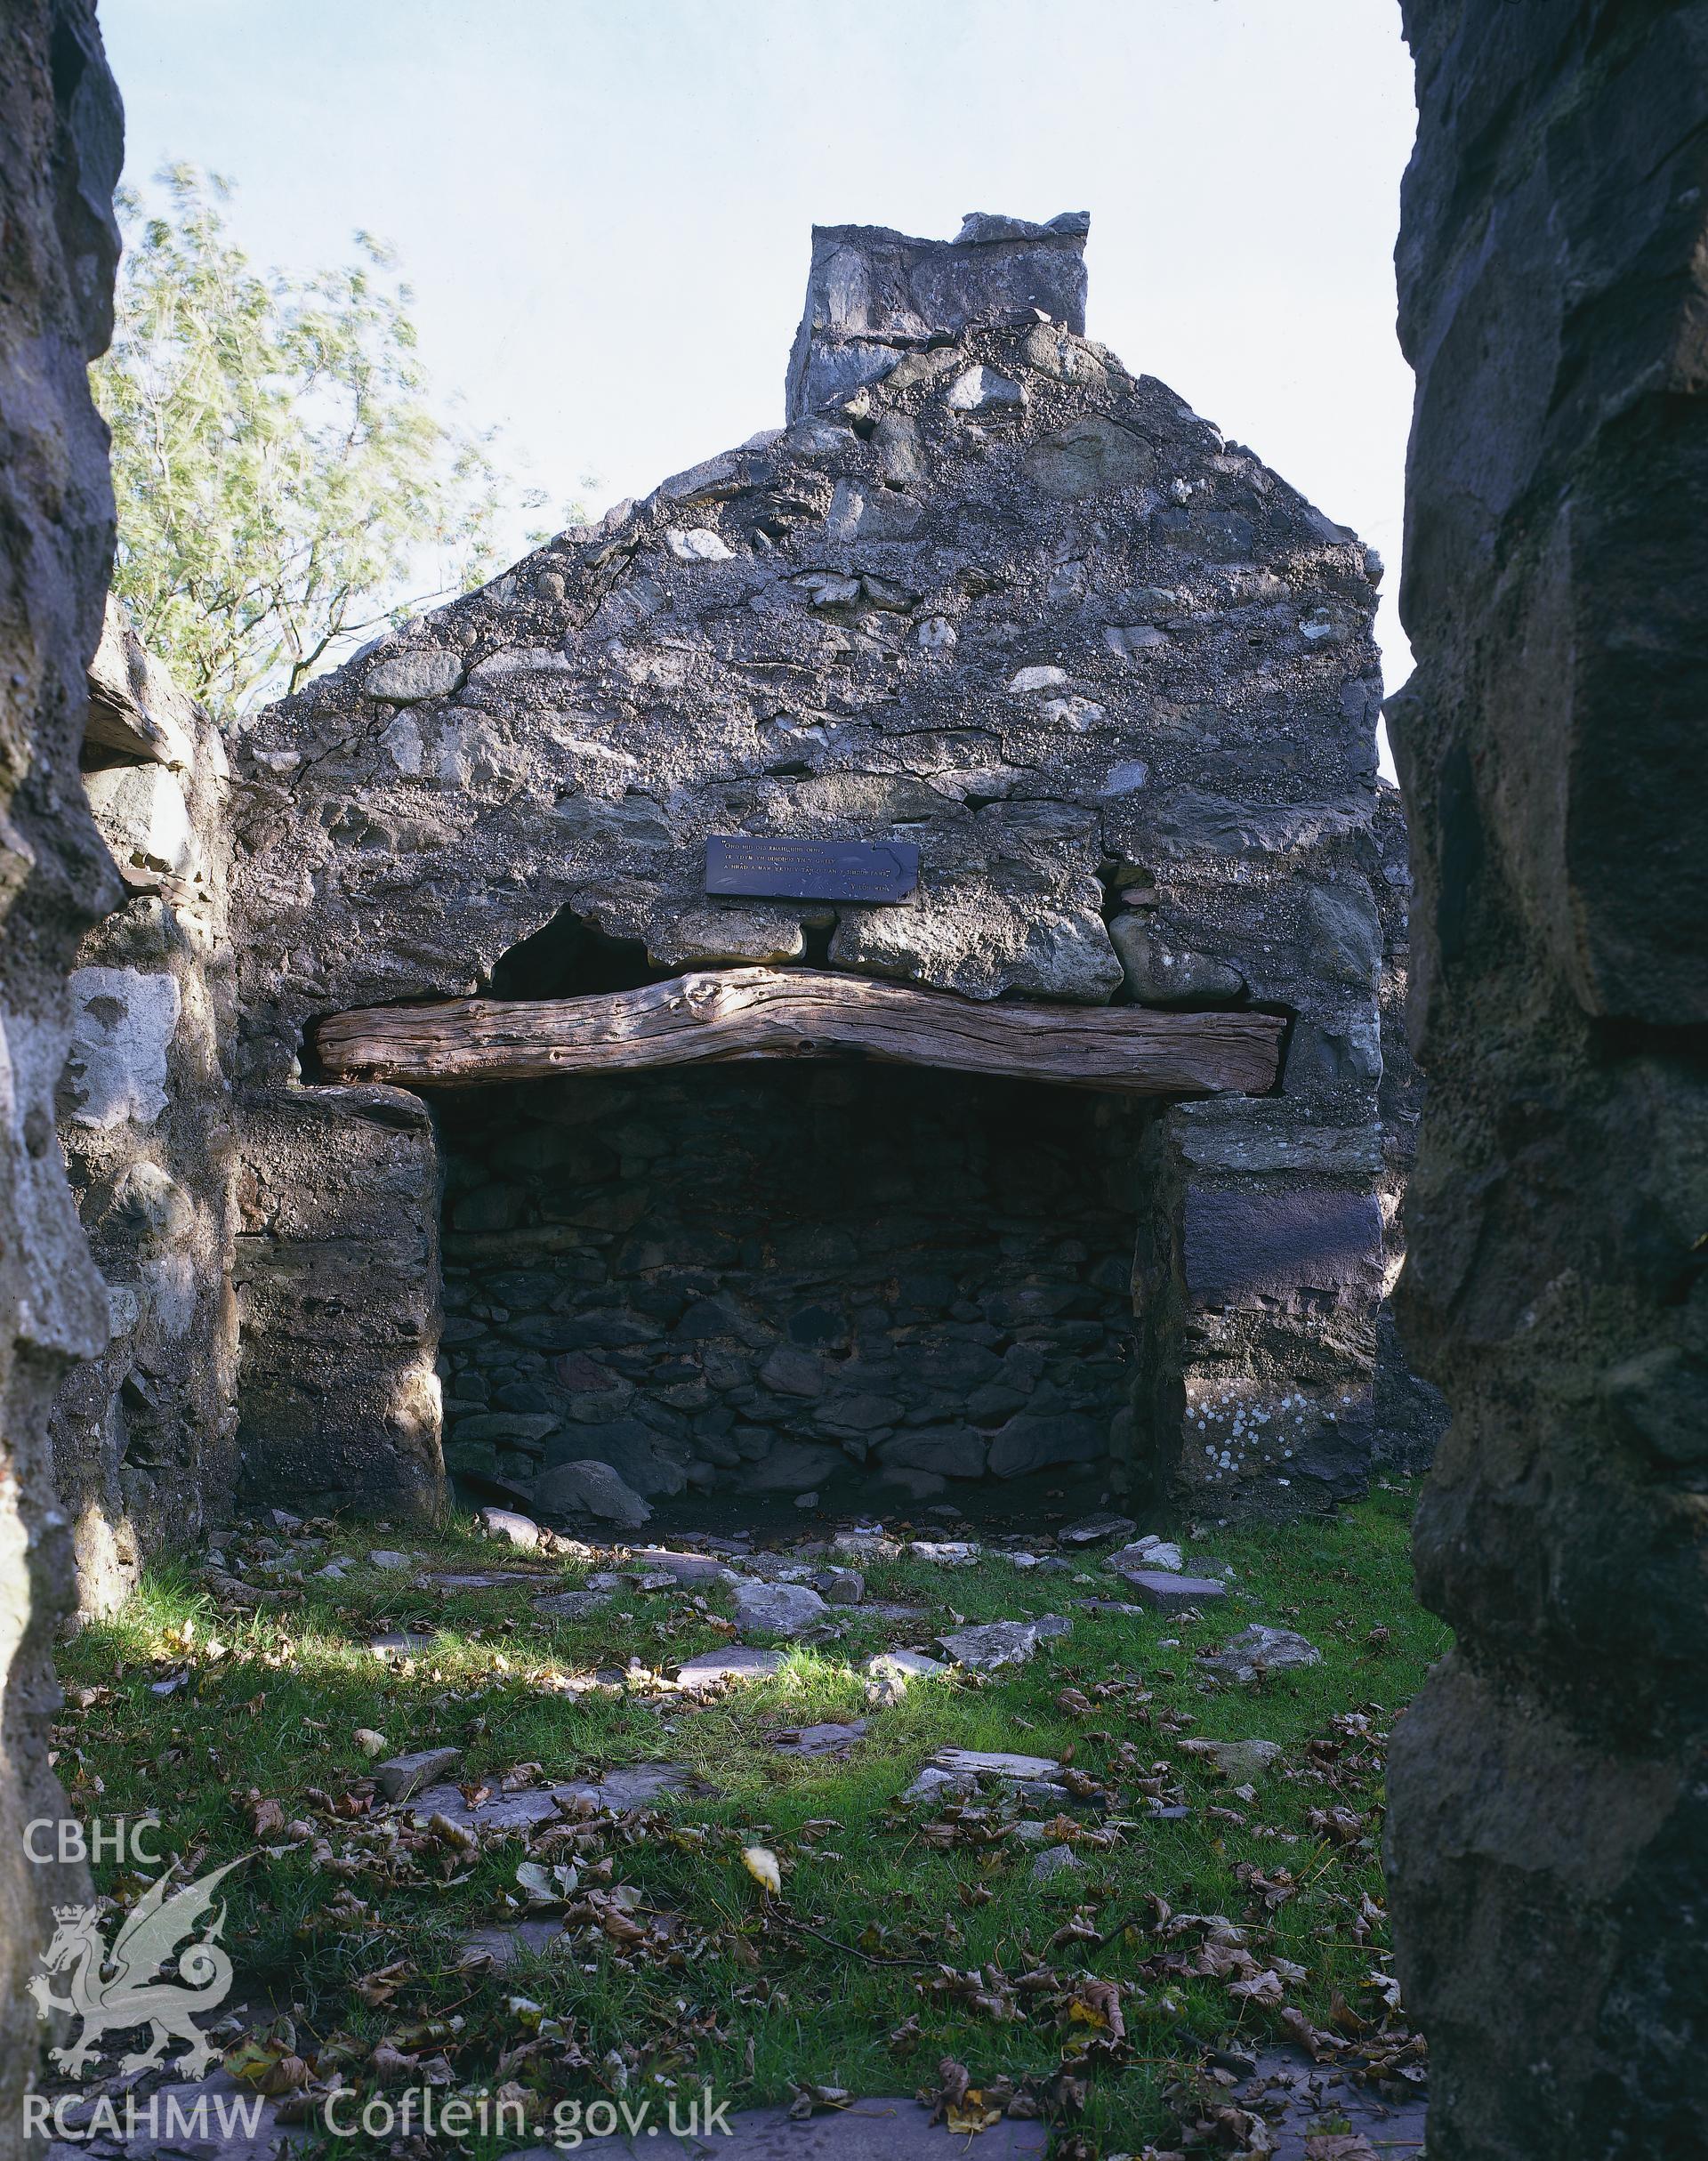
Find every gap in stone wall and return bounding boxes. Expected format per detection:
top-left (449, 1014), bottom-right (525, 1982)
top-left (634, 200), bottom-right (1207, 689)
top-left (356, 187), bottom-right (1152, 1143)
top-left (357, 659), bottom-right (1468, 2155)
top-left (431, 1060), bottom-right (1152, 1526)
top-left (488, 904), bottom-right (675, 1000)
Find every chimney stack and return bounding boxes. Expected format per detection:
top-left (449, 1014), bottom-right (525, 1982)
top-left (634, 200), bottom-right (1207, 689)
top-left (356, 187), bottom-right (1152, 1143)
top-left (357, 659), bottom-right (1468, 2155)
top-left (786, 210), bottom-right (1089, 420)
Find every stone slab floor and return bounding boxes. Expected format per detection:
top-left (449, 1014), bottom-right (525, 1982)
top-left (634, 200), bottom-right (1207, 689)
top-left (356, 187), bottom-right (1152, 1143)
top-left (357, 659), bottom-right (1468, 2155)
top-left (38, 1489), bottom-right (1441, 2157)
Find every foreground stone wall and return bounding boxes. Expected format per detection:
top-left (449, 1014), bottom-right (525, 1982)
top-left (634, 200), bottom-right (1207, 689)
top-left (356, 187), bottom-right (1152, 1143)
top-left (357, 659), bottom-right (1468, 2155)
top-left (1385, 4), bottom-right (1708, 2152)
top-left (51, 604), bottom-right (239, 1615)
top-left (231, 212), bottom-right (1391, 1519)
top-left (234, 1085), bottom-right (442, 1519)
top-left (436, 1061), bottom-right (1143, 1521)
top-left (0, 2), bottom-right (124, 2143)
top-left (1371, 779), bottom-right (1446, 1472)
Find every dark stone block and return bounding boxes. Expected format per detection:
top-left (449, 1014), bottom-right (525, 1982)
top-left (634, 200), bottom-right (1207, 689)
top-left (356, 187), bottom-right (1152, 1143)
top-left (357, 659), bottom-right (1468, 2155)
top-left (1184, 1186), bottom-right (1382, 1312)
top-left (1115, 1568), bottom-right (1228, 1610)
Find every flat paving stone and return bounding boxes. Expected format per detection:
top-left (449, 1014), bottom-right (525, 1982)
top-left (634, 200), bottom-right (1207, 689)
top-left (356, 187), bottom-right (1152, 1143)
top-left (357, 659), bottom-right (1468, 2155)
top-left (1197, 1624), bottom-right (1324, 1684)
top-left (768, 1720), bottom-right (866, 1756)
top-left (426, 1570), bottom-right (548, 1591)
top-left (532, 1588), bottom-right (615, 1618)
top-left (1241, 2047), bottom-right (1428, 2160)
top-left (935, 1615), bottom-right (1071, 1671)
top-left (930, 1746), bottom-right (1060, 1781)
top-left (459, 1917), bottom-right (568, 1966)
top-left (1031, 1841), bottom-right (1082, 1883)
top-left (626, 1546), bottom-right (740, 1583)
top-left (1115, 1568), bottom-right (1229, 1610)
top-left (368, 1629), bottom-right (437, 1657)
top-left (564, 2098), bottom-right (1048, 2157)
top-left (1182, 1736), bottom-right (1284, 1778)
top-left (675, 1644), bottom-right (786, 1688)
top-left (903, 1746), bottom-right (1070, 1806)
top-left (411, 1762), bottom-right (689, 1831)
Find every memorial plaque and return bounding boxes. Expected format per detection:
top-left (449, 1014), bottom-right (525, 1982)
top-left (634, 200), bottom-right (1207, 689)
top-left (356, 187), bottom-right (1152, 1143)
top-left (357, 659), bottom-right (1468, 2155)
top-left (705, 834), bottom-right (919, 904)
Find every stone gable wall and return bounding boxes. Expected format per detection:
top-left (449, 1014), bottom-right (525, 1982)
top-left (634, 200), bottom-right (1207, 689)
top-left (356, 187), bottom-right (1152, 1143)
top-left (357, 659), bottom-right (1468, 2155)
top-left (226, 213), bottom-right (1395, 1520)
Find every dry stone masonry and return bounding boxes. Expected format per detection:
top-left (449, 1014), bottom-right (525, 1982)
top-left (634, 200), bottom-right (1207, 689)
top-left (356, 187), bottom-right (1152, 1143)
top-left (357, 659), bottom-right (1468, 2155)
top-left (0, 20), bottom-right (1691, 2155)
top-left (52, 604), bottom-right (239, 1614)
top-left (221, 208), bottom-right (1396, 1527)
top-left (0, 4), bottom-right (126, 2141)
top-left (435, 1061), bottom-right (1144, 1512)
top-left (1384, 4), bottom-right (1708, 2153)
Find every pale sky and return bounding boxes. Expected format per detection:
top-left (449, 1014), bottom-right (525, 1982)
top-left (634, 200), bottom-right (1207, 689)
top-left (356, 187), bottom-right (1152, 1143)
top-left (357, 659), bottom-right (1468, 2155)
top-left (101, 0), bottom-right (1418, 770)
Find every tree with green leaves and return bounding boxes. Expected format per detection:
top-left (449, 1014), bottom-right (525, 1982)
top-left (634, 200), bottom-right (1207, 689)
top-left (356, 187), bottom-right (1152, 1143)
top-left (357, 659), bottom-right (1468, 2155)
top-left (94, 165), bottom-right (514, 721)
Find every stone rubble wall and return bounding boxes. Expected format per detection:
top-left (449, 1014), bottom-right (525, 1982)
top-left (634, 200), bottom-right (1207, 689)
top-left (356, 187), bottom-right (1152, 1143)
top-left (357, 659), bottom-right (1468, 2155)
top-left (435, 1061), bottom-right (1145, 1512)
top-left (1384, 4), bottom-right (1708, 2153)
top-left (1370, 778), bottom-right (1446, 1472)
top-left (233, 1084), bottom-right (442, 1519)
top-left (49, 602), bottom-right (240, 1614)
top-left (0, 4), bottom-right (125, 2144)
top-left (229, 212), bottom-right (1394, 1518)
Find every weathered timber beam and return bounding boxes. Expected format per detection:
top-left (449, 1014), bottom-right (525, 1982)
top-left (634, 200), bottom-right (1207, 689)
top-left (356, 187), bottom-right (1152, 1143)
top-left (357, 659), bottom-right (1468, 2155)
top-left (314, 967), bottom-right (1284, 1098)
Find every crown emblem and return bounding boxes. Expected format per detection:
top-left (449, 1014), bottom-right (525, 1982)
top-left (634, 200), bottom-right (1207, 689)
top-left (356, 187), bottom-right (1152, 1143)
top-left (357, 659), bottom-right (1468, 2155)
top-left (33, 1858), bottom-right (242, 2081)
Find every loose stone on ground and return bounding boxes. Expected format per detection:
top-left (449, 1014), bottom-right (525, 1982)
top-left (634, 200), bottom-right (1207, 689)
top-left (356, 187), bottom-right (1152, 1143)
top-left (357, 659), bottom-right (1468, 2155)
top-left (676, 1645), bottom-right (786, 1689)
top-left (409, 1762), bottom-right (689, 1833)
top-left (531, 1589), bottom-right (614, 1619)
top-left (903, 1746), bottom-right (1069, 1806)
top-left (1106, 1536), bottom-right (1185, 1573)
top-left (863, 1649), bottom-right (949, 1704)
top-left (1197, 1625), bottom-right (1323, 1684)
top-left (733, 1579), bottom-right (829, 1636)
top-left (768, 1720), bottom-right (867, 1756)
top-left (935, 1615), bottom-right (1070, 1671)
top-left (1182, 1737), bottom-right (1284, 1779)
top-left (1058, 1512), bottom-right (1138, 1546)
top-left (1115, 1568), bottom-right (1228, 1610)
top-left (374, 1746), bottom-right (461, 1802)
top-left (1030, 1842), bottom-right (1082, 1884)
top-left (478, 1505), bottom-right (543, 1548)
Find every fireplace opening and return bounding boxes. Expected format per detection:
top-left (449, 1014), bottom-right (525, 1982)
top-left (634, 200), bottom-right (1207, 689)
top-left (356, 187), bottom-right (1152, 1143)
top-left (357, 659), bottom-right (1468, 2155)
top-left (431, 1058), bottom-right (1151, 1528)
top-left (488, 902), bottom-right (672, 1000)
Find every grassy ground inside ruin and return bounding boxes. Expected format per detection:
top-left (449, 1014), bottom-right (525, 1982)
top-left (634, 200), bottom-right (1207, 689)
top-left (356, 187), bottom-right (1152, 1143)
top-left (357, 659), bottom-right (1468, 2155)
top-left (51, 1486), bottom-right (1445, 2156)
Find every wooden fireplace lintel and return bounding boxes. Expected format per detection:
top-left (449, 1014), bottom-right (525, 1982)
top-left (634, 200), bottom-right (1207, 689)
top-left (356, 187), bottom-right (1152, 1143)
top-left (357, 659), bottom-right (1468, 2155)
top-left (313, 967), bottom-right (1284, 1099)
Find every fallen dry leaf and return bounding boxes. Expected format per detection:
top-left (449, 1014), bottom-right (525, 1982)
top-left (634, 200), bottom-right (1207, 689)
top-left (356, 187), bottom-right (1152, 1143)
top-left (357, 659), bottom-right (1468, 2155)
top-left (740, 1844), bottom-right (781, 1895)
top-left (946, 2091), bottom-right (1004, 2134)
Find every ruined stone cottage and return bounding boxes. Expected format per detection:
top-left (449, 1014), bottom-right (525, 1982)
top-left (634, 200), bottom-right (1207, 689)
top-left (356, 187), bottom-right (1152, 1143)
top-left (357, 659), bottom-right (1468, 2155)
top-left (55, 211), bottom-right (1430, 1585)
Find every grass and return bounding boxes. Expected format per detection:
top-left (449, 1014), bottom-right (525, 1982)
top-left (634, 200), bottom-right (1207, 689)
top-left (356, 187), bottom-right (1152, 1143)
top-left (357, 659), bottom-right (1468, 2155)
top-left (50, 1484), bottom-right (1446, 2156)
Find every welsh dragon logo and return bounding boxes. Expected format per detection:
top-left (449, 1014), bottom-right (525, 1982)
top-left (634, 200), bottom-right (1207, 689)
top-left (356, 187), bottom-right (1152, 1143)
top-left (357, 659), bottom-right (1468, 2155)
top-left (28, 1856), bottom-right (245, 2078)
